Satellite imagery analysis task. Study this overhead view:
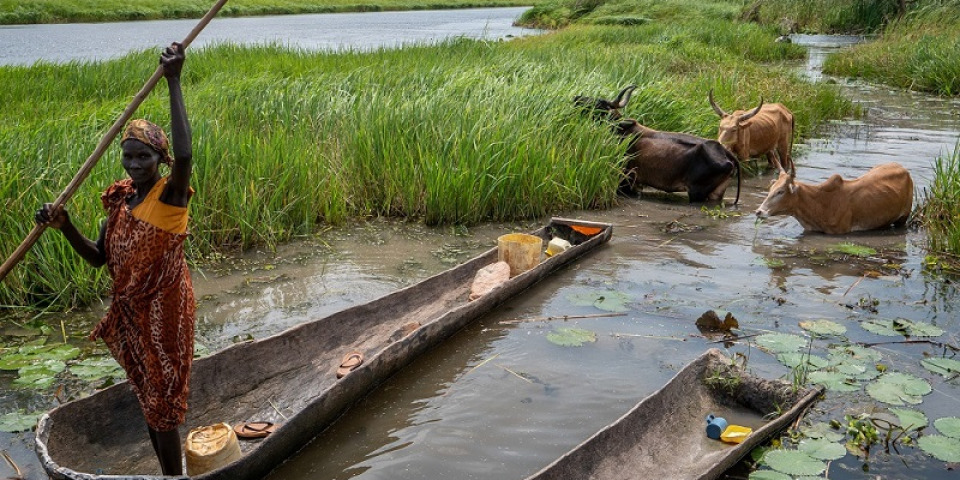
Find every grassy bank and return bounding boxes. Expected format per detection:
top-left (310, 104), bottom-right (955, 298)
top-left (0, 0), bottom-right (853, 309)
top-left (823, 3), bottom-right (960, 96)
top-left (0, 0), bottom-right (528, 24)
top-left (739, 0), bottom-right (902, 34)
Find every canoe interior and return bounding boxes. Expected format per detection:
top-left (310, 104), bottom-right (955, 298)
top-left (35, 217), bottom-right (612, 480)
top-left (525, 348), bottom-right (823, 480)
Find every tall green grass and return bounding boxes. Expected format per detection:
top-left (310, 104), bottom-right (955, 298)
top-left (919, 140), bottom-right (960, 272)
top-left (823, 3), bottom-right (960, 96)
top-left (0, 0), bottom-right (853, 309)
top-left (0, 0), bottom-right (528, 24)
top-left (740, 0), bottom-right (901, 34)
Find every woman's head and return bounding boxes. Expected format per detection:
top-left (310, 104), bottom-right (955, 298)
top-left (120, 119), bottom-right (171, 184)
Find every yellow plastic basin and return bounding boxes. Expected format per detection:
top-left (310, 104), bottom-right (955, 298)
top-left (720, 425), bottom-right (753, 444)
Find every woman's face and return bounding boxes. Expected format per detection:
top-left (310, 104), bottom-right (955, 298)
top-left (121, 139), bottom-right (161, 184)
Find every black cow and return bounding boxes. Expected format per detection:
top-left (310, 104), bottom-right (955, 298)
top-left (576, 85), bottom-right (741, 204)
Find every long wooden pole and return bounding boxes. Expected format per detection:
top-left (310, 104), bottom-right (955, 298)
top-left (0, 0), bottom-right (229, 284)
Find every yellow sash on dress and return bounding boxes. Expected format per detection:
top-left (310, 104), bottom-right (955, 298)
top-left (131, 177), bottom-right (191, 234)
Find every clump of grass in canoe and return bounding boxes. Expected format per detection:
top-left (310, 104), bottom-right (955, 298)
top-left (0, 0), bottom-right (532, 25)
top-left (0, 0), bottom-right (854, 309)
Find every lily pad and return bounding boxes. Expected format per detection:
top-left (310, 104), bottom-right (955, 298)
top-left (546, 327), bottom-right (597, 347)
top-left (799, 319), bottom-right (846, 337)
top-left (807, 371), bottom-right (861, 392)
top-left (921, 357), bottom-right (960, 378)
top-left (918, 435), bottom-right (960, 462)
top-left (70, 357), bottom-right (125, 382)
top-left (861, 318), bottom-right (943, 338)
top-left (934, 417), bottom-right (960, 439)
top-left (866, 372), bottom-right (931, 405)
top-left (777, 353), bottom-right (828, 370)
top-left (828, 345), bottom-right (882, 365)
top-left (800, 422), bottom-right (845, 442)
top-left (763, 449), bottom-right (826, 476)
top-left (833, 361), bottom-right (881, 380)
top-left (0, 342), bottom-right (81, 370)
top-left (798, 438), bottom-right (847, 461)
top-left (756, 333), bottom-right (809, 353)
top-left (829, 242), bottom-right (876, 257)
top-left (888, 407), bottom-right (928, 430)
top-left (748, 470), bottom-right (791, 480)
top-left (13, 360), bottom-right (67, 389)
top-left (567, 290), bottom-right (632, 312)
top-left (0, 411), bottom-right (41, 433)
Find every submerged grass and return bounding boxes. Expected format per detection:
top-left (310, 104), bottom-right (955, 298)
top-left (0, 0), bottom-right (529, 24)
top-left (0, 0), bottom-right (853, 308)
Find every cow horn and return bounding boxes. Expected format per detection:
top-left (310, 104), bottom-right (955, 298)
top-left (614, 85), bottom-right (637, 109)
top-left (788, 162), bottom-right (796, 180)
top-left (739, 97), bottom-right (764, 122)
top-left (708, 89), bottom-right (727, 117)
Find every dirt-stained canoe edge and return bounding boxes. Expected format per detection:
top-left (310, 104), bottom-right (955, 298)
top-left (524, 348), bottom-right (824, 480)
top-left (35, 217), bottom-right (613, 480)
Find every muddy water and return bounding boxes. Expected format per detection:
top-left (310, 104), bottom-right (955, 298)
top-left (2, 37), bottom-right (960, 480)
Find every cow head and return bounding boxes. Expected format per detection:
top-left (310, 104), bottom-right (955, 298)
top-left (709, 89), bottom-right (763, 155)
top-left (756, 158), bottom-right (797, 219)
top-left (574, 85), bottom-right (637, 121)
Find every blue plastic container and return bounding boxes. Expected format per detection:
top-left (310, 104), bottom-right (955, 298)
top-left (705, 414), bottom-right (728, 440)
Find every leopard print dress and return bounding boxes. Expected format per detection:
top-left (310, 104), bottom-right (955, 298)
top-left (90, 179), bottom-right (195, 432)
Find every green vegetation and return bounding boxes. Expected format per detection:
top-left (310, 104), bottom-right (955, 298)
top-left (0, 0), bottom-right (528, 24)
top-left (919, 142), bottom-right (960, 272)
top-left (739, 0), bottom-right (903, 34)
top-left (0, 0), bottom-right (853, 309)
top-left (823, 3), bottom-right (960, 96)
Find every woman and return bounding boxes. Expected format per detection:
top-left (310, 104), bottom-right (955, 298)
top-left (36, 42), bottom-right (194, 476)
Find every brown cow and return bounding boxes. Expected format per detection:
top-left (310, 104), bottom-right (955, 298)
top-left (709, 90), bottom-right (795, 171)
top-left (755, 160), bottom-right (914, 234)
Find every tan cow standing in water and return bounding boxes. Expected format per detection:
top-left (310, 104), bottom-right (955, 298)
top-left (709, 90), bottom-right (794, 171)
top-left (756, 161), bottom-right (914, 234)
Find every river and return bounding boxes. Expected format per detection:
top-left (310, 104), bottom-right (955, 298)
top-left (2, 29), bottom-right (960, 480)
top-left (0, 7), bottom-right (536, 66)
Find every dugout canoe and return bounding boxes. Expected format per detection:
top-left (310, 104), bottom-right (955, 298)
top-left (35, 217), bottom-right (612, 480)
top-left (524, 348), bottom-right (824, 480)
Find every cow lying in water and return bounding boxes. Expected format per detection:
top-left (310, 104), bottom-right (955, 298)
top-left (709, 90), bottom-right (795, 171)
top-left (756, 160), bottom-right (914, 234)
top-left (576, 85), bottom-right (741, 204)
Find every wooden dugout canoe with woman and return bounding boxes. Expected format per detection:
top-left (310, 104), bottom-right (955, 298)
top-left (35, 42), bottom-right (195, 476)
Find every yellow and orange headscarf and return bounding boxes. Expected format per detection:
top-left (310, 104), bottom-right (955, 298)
top-left (121, 119), bottom-right (172, 165)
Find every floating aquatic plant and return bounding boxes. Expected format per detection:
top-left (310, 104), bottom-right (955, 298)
top-left (800, 422), bottom-right (845, 442)
top-left (69, 357), bottom-right (125, 383)
top-left (748, 470), bottom-right (791, 480)
top-left (921, 357), bottom-right (960, 378)
top-left (762, 449), bottom-right (827, 476)
top-left (0, 411), bottom-right (41, 433)
top-left (756, 333), bottom-right (808, 353)
top-left (799, 319), bottom-right (846, 337)
top-left (860, 318), bottom-right (943, 338)
top-left (567, 290), bottom-right (632, 312)
top-left (546, 327), bottom-right (597, 347)
top-left (797, 437), bottom-right (847, 461)
top-left (917, 435), bottom-right (960, 462)
top-left (934, 417), bottom-right (960, 439)
top-left (829, 242), bottom-right (877, 257)
top-left (888, 407), bottom-right (929, 430)
top-left (777, 352), bottom-right (828, 370)
top-left (808, 371), bottom-right (861, 392)
top-left (866, 372), bottom-right (931, 405)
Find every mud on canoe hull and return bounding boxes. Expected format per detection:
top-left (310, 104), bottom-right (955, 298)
top-left (35, 218), bottom-right (612, 480)
top-left (524, 348), bottom-right (823, 480)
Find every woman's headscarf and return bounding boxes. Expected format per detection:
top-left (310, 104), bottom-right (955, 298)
top-left (121, 119), bottom-right (172, 165)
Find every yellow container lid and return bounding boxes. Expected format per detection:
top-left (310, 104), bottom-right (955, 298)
top-left (720, 425), bottom-right (753, 444)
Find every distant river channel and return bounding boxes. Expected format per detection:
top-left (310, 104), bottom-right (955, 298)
top-left (0, 7), bottom-right (538, 66)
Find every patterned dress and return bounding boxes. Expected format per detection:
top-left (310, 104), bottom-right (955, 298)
top-left (90, 178), bottom-right (195, 432)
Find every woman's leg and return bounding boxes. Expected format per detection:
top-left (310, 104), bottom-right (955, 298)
top-left (148, 426), bottom-right (183, 475)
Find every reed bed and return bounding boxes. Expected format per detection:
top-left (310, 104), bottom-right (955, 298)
top-left (739, 0), bottom-right (900, 34)
top-left (919, 141), bottom-right (960, 272)
top-left (0, 0), bottom-right (528, 24)
top-left (1, 0), bottom-right (853, 308)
